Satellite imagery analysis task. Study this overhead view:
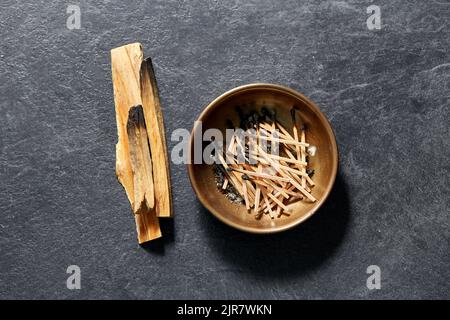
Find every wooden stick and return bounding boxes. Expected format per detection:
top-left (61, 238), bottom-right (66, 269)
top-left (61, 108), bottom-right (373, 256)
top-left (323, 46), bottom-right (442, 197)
top-left (134, 209), bottom-right (161, 243)
top-left (300, 124), bottom-right (307, 188)
top-left (111, 43), bottom-right (143, 207)
top-left (140, 58), bottom-right (173, 217)
top-left (259, 124), bottom-right (291, 141)
top-left (216, 153), bottom-right (244, 195)
top-left (260, 122), bottom-right (297, 142)
top-left (126, 105), bottom-right (155, 215)
top-left (278, 210), bottom-right (290, 218)
top-left (283, 149), bottom-right (314, 187)
top-left (248, 149), bottom-right (306, 166)
top-left (276, 205), bottom-right (282, 217)
top-left (229, 167), bottom-right (290, 182)
top-left (253, 180), bottom-right (289, 199)
top-left (267, 193), bottom-right (291, 213)
top-left (227, 134), bottom-right (236, 155)
top-left (222, 178), bottom-right (229, 190)
top-left (253, 163), bottom-right (262, 214)
top-left (291, 109), bottom-right (302, 172)
top-left (254, 185), bottom-right (261, 213)
top-left (275, 121), bottom-right (295, 140)
top-left (260, 188), bottom-right (275, 219)
top-left (242, 181), bottom-right (250, 210)
top-left (278, 164), bottom-right (315, 185)
top-left (263, 153), bottom-right (307, 166)
top-left (263, 185), bottom-right (296, 213)
top-left (286, 175), bottom-right (316, 202)
top-left (224, 155), bottom-right (257, 199)
top-left (252, 134), bottom-right (309, 147)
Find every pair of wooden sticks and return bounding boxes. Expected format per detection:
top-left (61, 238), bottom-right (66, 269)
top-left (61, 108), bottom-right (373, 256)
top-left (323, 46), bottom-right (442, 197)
top-left (216, 109), bottom-right (316, 219)
top-left (111, 43), bottom-right (172, 243)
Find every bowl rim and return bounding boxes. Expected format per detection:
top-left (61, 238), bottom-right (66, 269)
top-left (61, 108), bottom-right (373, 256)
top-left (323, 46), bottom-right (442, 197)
top-left (187, 83), bottom-right (339, 234)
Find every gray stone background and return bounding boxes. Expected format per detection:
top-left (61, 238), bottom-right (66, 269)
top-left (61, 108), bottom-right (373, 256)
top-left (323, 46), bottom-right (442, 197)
top-left (0, 0), bottom-right (449, 299)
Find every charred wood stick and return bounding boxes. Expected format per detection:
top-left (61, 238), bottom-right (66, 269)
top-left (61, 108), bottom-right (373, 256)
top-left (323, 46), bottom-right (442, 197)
top-left (140, 58), bottom-right (172, 217)
top-left (126, 105), bottom-right (155, 215)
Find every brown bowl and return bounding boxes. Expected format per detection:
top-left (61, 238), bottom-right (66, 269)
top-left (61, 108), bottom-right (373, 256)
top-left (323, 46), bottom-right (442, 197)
top-left (187, 83), bottom-right (338, 233)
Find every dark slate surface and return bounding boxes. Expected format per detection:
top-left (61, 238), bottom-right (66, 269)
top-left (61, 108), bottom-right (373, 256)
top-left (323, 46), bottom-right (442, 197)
top-left (0, 0), bottom-right (448, 299)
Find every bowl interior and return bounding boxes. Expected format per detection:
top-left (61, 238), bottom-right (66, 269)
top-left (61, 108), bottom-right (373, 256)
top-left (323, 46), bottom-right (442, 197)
top-left (188, 84), bottom-right (338, 233)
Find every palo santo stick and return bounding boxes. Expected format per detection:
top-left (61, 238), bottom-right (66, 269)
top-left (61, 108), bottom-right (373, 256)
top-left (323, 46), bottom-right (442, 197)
top-left (134, 209), bottom-right (161, 242)
top-left (126, 105), bottom-right (155, 214)
top-left (140, 58), bottom-right (173, 217)
top-left (111, 43), bottom-right (143, 205)
top-left (111, 43), bottom-right (162, 243)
